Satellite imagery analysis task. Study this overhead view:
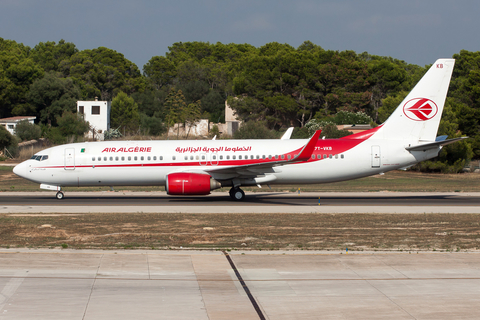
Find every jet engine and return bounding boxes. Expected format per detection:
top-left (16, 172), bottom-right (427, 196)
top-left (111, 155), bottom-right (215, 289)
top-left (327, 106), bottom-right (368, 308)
top-left (165, 172), bottom-right (222, 195)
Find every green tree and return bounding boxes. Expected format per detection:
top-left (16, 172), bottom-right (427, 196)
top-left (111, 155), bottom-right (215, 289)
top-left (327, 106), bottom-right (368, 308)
top-left (0, 38), bottom-right (43, 118)
top-left (163, 88), bottom-right (187, 138)
top-left (111, 91), bottom-right (140, 134)
top-left (0, 125), bottom-right (15, 149)
top-left (45, 111), bottom-right (89, 144)
top-left (14, 120), bottom-right (41, 141)
top-left (60, 47), bottom-right (145, 100)
top-left (26, 71), bottom-right (81, 125)
top-left (233, 121), bottom-right (279, 139)
top-left (29, 40), bottom-right (78, 72)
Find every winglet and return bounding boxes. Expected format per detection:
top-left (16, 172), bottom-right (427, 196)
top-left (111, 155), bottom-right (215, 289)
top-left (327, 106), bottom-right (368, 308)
top-left (293, 130), bottom-right (321, 161)
top-left (280, 127), bottom-right (294, 140)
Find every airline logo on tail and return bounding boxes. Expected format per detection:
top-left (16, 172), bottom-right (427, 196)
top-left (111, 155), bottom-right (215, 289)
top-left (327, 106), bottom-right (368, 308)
top-left (403, 98), bottom-right (438, 121)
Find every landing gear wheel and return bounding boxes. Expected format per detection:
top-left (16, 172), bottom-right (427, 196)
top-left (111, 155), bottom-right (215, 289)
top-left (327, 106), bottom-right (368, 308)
top-left (56, 191), bottom-right (64, 200)
top-left (229, 187), bottom-right (245, 201)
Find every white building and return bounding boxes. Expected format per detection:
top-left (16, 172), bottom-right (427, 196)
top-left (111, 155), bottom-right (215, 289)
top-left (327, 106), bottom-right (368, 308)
top-left (0, 116), bottom-right (36, 135)
top-left (77, 98), bottom-right (111, 140)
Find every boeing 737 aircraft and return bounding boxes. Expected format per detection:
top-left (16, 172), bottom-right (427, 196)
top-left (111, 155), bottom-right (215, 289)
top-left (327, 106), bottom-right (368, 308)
top-left (13, 59), bottom-right (466, 200)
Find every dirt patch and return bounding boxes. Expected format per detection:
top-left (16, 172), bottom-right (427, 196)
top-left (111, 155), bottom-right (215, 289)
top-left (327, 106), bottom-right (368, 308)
top-left (1, 212), bottom-right (479, 251)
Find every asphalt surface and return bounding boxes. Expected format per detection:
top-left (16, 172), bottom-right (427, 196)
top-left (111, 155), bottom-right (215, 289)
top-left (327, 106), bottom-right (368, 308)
top-left (2, 191), bottom-right (480, 207)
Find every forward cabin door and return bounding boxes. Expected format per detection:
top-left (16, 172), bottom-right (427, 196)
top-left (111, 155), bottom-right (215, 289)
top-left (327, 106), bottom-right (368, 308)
top-left (64, 148), bottom-right (75, 170)
top-left (371, 145), bottom-right (381, 168)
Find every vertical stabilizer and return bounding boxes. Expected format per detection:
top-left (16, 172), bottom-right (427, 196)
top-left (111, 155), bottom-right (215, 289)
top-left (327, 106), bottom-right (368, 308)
top-left (377, 59), bottom-right (455, 142)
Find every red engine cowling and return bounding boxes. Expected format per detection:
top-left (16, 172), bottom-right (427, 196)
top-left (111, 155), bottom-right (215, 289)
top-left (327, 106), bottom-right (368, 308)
top-left (166, 172), bottom-right (221, 195)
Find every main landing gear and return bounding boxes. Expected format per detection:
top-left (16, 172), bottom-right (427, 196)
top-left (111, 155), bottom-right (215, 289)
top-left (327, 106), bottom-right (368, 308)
top-left (56, 191), bottom-right (65, 200)
top-left (229, 187), bottom-right (245, 201)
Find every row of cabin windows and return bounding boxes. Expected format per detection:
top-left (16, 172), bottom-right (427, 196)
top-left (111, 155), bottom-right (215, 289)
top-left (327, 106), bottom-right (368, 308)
top-left (92, 156), bottom-right (164, 162)
top-left (91, 154), bottom-right (345, 162)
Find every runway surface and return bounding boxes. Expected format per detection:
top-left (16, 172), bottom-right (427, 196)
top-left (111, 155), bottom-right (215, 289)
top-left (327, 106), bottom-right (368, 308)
top-left (1, 191), bottom-right (480, 214)
top-left (0, 249), bottom-right (479, 320)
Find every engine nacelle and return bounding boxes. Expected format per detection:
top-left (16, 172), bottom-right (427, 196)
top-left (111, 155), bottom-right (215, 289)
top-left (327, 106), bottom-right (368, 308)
top-left (166, 172), bottom-right (222, 195)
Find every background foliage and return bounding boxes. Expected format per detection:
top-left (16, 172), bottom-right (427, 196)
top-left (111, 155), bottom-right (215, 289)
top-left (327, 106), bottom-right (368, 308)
top-left (0, 38), bottom-right (479, 171)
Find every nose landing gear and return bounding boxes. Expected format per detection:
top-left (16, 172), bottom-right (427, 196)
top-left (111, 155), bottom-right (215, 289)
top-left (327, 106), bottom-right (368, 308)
top-left (229, 187), bottom-right (245, 201)
top-left (56, 191), bottom-right (65, 200)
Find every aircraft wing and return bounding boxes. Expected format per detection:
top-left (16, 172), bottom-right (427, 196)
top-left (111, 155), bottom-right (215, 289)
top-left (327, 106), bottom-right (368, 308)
top-left (204, 130), bottom-right (321, 178)
top-left (406, 137), bottom-right (468, 152)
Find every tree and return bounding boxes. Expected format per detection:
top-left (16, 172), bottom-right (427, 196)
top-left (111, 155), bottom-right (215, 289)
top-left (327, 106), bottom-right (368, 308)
top-left (44, 111), bottom-right (89, 144)
top-left (26, 71), bottom-right (81, 125)
top-left (0, 125), bottom-right (15, 149)
top-left (29, 39), bottom-right (78, 72)
top-left (0, 38), bottom-right (43, 118)
top-left (183, 100), bottom-right (202, 139)
top-left (111, 91), bottom-right (140, 134)
top-left (59, 47), bottom-right (145, 100)
top-left (163, 88), bottom-right (187, 138)
top-left (233, 121), bottom-right (279, 139)
top-left (14, 120), bottom-right (41, 141)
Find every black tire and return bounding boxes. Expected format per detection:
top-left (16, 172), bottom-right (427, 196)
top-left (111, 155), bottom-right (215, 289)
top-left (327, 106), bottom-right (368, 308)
top-left (56, 191), bottom-right (64, 200)
top-left (232, 188), bottom-right (245, 201)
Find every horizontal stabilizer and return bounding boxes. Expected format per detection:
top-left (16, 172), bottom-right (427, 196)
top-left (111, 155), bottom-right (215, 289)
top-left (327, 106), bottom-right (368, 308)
top-left (406, 137), bottom-right (468, 152)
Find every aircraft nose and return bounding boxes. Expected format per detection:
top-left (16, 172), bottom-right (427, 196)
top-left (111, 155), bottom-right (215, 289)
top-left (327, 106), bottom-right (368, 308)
top-left (13, 162), bottom-right (26, 178)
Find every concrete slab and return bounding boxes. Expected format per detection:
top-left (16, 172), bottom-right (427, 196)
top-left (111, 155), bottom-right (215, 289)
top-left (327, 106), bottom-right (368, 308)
top-left (0, 250), bottom-right (479, 319)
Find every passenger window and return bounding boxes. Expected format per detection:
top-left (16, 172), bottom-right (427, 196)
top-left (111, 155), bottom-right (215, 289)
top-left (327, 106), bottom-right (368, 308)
top-left (128, 156), bottom-right (131, 161)
top-left (256, 155), bottom-right (260, 159)
top-left (98, 157), bottom-right (101, 161)
top-left (335, 154), bottom-right (338, 159)
top-left (141, 156), bottom-right (144, 161)
top-left (311, 155), bottom-right (315, 159)
top-left (196, 155), bottom-right (199, 160)
top-left (329, 154), bottom-right (333, 159)
top-left (104, 157), bottom-right (107, 161)
top-left (148, 156), bottom-right (151, 161)
top-left (184, 156), bottom-right (188, 160)
top-left (275, 155), bottom-right (279, 160)
top-left (287, 155), bottom-right (291, 160)
top-left (172, 156), bottom-right (176, 160)
top-left (281, 155), bottom-right (285, 159)
top-left (323, 155), bottom-right (327, 159)
top-left (109, 157), bottom-right (113, 161)
top-left (134, 156), bottom-right (138, 161)
top-left (201, 155), bottom-right (205, 160)
top-left (268, 155), bottom-right (272, 159)
top-left (226, 155), bottom-right (230, 160)
top-left (262, 155), bottom-right (266, 159)
top-left (233, 155), bottom-right (236, 160)
top-left (190, 156), bottom-right (194, 160)
top-left (317, 154), bottom-right (321, 159)
top-left (341, 154), bottom-right (344, 159)
top-left (220, 155), bottom-right (223, 160)
top-left (239, 155), bottom-right (242, 160)
top-left (212, 155), bottom-right (216, 160)
top-left (121, 156), bottom-right (125, 161)
top-left (115, 156), bottom-right (119, 161)
top-left (160, 156), bottom-right (163, 160)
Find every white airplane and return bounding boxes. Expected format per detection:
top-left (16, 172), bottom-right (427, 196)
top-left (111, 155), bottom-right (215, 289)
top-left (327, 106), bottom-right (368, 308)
top-left (13, 59), bottom-right (466, 201)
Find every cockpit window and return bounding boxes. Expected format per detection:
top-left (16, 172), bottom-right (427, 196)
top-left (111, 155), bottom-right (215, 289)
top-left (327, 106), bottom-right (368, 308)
top-left (31, 155), bottom-right (48, 161)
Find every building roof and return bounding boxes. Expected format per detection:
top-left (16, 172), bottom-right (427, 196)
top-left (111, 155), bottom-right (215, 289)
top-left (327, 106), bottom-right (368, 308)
top-left (0, 116), bottom-right (36, 123)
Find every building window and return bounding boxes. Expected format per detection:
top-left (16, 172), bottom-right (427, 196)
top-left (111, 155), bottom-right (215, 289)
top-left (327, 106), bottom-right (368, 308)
top-left (8, 125), bottom-right (14, 129)
top-left (92, 106), bottom-right (100, 115)
top-left (79, 106), bottom-right (84, 114)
